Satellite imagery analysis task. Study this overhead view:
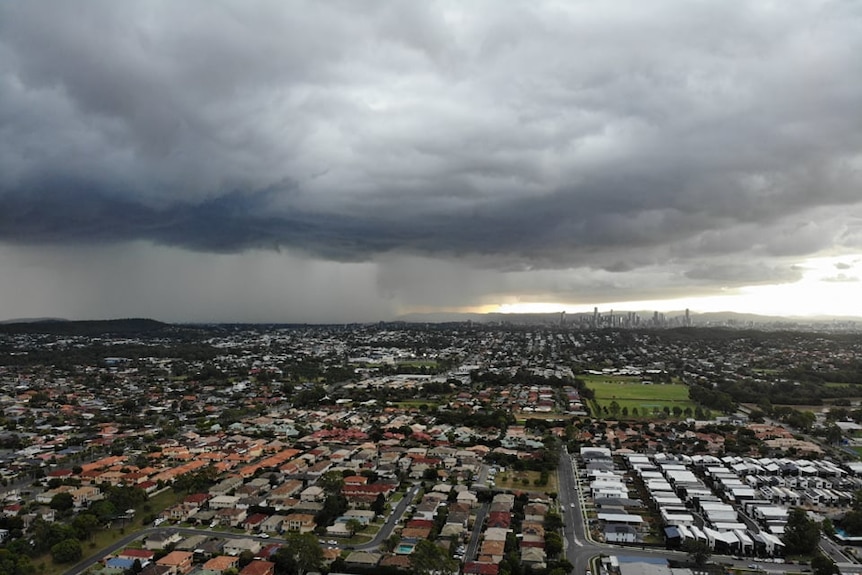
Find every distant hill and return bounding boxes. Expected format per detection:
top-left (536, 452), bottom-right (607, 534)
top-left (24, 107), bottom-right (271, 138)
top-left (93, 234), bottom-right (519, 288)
top-left (397, 310), bottom-right (862, 325)
top-left (0, 317), bottom-right (67, 324)
top-left (0, 318), bottom-right (170, 336)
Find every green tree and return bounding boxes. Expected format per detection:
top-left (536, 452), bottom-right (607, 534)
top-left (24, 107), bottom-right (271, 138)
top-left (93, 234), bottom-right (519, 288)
top-left (50, 538), bottom-right (82, 563)
top-left (825, 424), bottom-right (843, 445)
top-left (89, 500), bottom-right (117, 523)
top-left (71, 513), bottom-right (100, 540)
top-left (49, 492), bottom-right (74, 512)
top-left (384, 533), bottom-right (400, 553)
top-left (346, 518), bottom-right (363, 536)
top-left (238, 550), bottom-right (255, 568)
top-left (811, 553), bottom-right (839, 575)
top-left (371, 493), bottom-right (386, 516)
top-left (411, 539), bottom-right (457, 575)
top-left (822, 517), bottom-right (836, 538)
top-left (318, 471), bottom-right (345, 495)
top-left (783, 507), bottom-right (821, 554)
top-left (545, 532), bottom-right (563, 557)
top-left (682, 539), bottom-right (711, 567)
top-left (544, 512), bottom-right (563, 532)
top-left (274, 532), bottom-right (323, 575)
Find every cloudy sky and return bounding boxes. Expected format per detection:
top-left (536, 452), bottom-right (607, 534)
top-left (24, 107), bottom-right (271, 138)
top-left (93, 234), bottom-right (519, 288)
top-left (2, 1), bottom-right (862, 323)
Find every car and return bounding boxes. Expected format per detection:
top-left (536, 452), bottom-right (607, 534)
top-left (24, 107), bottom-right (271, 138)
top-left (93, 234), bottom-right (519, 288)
top-left (259, 533), bottom-right (269, 539)
top-left (571, 503), bottom-right (576, 508)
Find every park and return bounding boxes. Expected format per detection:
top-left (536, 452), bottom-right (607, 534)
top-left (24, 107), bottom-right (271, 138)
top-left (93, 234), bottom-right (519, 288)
top-left (583, 375), bottom-right (699, 419)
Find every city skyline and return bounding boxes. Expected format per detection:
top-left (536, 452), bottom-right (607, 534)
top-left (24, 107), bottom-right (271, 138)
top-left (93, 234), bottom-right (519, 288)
top-left (2, 1), bottom-right (862, 323)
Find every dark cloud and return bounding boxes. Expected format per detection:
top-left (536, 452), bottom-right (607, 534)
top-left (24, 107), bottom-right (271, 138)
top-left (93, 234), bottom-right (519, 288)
top-left (2, 1), bottom-right (862, 316)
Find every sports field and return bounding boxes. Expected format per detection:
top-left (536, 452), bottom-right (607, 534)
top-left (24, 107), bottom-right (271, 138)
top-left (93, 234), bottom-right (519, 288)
top-left (583, 375), bottom-right (697, 418)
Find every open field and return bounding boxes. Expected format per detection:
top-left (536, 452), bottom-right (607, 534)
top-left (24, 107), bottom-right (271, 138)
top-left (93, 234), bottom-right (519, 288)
top-left (584, 377), bottom-right (696, 418)
top-left (493, 470), bottom-right (559, 494)
top-left (391, 400), bottom-right (441, 409)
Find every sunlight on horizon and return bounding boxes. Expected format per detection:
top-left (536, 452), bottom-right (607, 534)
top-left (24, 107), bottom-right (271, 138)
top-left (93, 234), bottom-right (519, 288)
top-left (484, 254), bottom-right (862, 318)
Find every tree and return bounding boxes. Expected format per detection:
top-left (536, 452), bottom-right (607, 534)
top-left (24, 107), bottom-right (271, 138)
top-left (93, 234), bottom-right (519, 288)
top-left (72, 513), bottom-right (100, 540)
top-left (274, 532), bottom-right (323, 575)
top-left (545, 532), bottom-right (563, 557)
top-left (784, 507), bottom-right (821, 554)
top-left (811, 553), bottom-right (839, 575)
top-left (89, 500), bottom-right (117, 523)
top-left (238, 550), bottom-right (255, 568)
top-left (318, 471), bottom-right (345, 495)
top-left (822, 517), bottom-right (836, 538)
top-left (609, 401), bottom-right (621, 418)
top-left (346, 518), bottom-right (363, 536)
top-left (411, 539), bottom-right (457, 575)
top-left (50, 538), bottom-right (82, 563)
top-left (825, 424), bottom-right (843, 445)
top-left (384, 533), bottom-right (400, 553)
top-left (371, 493), bottom-right (386, 516)
top-left (49, 492), bottom-right (74, 512)
top-left (683, 539), bottom-right (711, 567)
top-left (544, 512), bottom-right (563, 532)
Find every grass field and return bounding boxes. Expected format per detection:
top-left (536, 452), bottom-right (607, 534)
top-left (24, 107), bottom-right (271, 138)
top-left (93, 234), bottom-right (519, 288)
top-left (493, 470), bottom-right (559, 495)
top-left (391, 400), bottom-right (441, 409)
top-left (583, 376), bottom-right (696, 418)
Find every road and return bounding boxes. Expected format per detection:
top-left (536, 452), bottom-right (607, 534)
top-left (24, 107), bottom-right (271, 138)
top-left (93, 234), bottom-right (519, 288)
top-left (355, 485), bottom-right (420, 550)
top-left (557, 446), bottom-right (618, 573)
top-left (465, 503), bottom-right (490, 562)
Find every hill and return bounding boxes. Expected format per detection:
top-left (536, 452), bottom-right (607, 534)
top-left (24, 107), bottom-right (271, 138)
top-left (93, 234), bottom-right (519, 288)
top-left (0, 318), bottom-right (169, 336)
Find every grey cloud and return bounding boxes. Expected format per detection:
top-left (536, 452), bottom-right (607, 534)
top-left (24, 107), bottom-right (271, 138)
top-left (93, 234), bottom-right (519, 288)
top-left (684, 263), bottom-right (802, 286)
top-left (822, 274), bottom-right (858, 283)
top-left (2, 0), bottom-right (862, 295)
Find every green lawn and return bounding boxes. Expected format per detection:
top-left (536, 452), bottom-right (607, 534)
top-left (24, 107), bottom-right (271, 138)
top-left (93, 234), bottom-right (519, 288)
top-left (584, 377), bottom-right (697, 418)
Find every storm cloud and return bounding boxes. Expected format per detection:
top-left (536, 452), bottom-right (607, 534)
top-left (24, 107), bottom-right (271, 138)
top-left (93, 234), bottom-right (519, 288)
top-left (1, 1), bottom-right (862, 320)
